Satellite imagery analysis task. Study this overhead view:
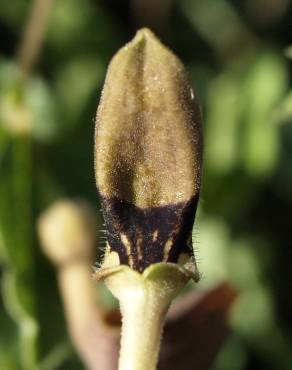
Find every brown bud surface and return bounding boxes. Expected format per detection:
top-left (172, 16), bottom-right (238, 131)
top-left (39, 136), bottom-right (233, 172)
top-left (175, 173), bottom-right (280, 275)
top-left (95, 28), bottom-right (202, 272)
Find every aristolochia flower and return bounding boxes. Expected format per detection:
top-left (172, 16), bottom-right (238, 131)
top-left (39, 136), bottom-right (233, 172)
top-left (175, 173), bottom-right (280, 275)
top-left (95, 28), bottom-right (202, 273)
top-left (94, 28), bottom-right (203, 370)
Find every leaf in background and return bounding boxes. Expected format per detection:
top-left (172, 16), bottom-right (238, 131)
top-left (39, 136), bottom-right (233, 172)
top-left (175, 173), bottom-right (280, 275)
top-left (26, 78), bottom-right (58, 142)
top-left (54, 55), bottom-right (104, 131)
top-left (230, 284), bottom-right (275, 338)
top-left (0, 60), bottom-right (40, 369)
top-left (0, 231), bottom-right (5, 264)
top-left (0, 127), bottom-right (9, 169)
top-left (228, 241), bottom-right (261, 289)
top-left (34, 341), bottom-right (72, 370)
top-left (0, 297), bottom-right (20, 370)
top-left (273, 89), bottom-right (292, 124)
top-left (284, 45), bottom-right (292, 59)
top-left (0, 61), bottom-right (31, 136)
top-left (0, 0), bottom-right (28, 29)
top-left (2, 270), bottom-right (39, 370)
top-left (211, 335), bottom-right (247, 370)
top-left (0, 154), bottom-right (39, 368)
top-left (180, 0), bottom-right (254, 59)
top-left (195, 218), bottom-right (230, 287)
top-left (205, 72), bottom-right (243, 174)
top-left (242, 52), bottom-right (288, 177)
top-left (0, 60), bottom-right (59, 142)
top-left (47, 0), bottom-right (117, 59)
top-left (47, 0), bottom-right (93, 49)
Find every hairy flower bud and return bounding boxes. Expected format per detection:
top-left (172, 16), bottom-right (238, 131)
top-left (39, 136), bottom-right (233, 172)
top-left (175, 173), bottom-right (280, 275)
top-left (95, 28), bottom-right (202, 272)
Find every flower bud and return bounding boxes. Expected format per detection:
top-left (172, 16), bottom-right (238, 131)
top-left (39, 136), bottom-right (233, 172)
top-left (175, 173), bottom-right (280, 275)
top-left (95, 28), bottom-right (202, 272)
top-left (37, 200), bottom-right (97, 266)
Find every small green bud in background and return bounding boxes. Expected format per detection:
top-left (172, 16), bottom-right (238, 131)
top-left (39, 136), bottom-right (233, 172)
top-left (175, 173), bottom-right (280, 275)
top-left (95, 28), bottom-right (202, 273)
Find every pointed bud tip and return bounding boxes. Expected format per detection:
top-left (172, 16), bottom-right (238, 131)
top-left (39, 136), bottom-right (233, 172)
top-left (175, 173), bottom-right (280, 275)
top-left (134, 28), bottom-right (155, 41)
top-left (125, 28), bottom-right (161, 51)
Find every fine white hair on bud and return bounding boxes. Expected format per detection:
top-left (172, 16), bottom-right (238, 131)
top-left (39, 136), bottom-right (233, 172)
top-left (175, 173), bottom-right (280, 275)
top-left (95, 28), bottom-right (202, 273)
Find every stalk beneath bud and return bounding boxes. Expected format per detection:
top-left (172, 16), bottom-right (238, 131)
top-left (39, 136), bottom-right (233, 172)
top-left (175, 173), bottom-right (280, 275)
top-left (95, 253), bottom-right (199, 370)
top-left (118, 282), bottom-right (170, 370)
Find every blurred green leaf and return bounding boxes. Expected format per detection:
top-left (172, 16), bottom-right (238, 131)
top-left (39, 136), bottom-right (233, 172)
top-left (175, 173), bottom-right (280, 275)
top-left (54, 55), bottom-right (104, 130)
top-left (242, 52), bottom-right (288, 177)
top-left (0, 60), bottom-right (58, 142)
top-left (205, 72), bottom-right (243, 174)
top-left (0, 0), bottom-right (28, 29)
top-left (2, 270), bottom-right (38, 370)
top-left (48, 0), bottom-right (93, 48)
top-left (274, 89), bottom-right (292, 123)
top-left (211, 335), bottom-right (247, 370)
top-left (35, 341), bottom-right (72, 370)
top-left (47, 0), bottom-right (117, 58)
top-left (284, 45), bottom-right (292, 59)
top-left (229, 241), bottom-right (261, 289)
top-left (27, 78), bottom-right (58, 142)
top-left (231, 284), bottom-right (275, 338)
top-left (195, 218), bottom-right (230, 287)
top-left (180, 0), bottom-right (253, 58)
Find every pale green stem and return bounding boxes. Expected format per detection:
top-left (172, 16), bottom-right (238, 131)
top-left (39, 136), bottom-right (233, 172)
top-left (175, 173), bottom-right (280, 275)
top-left (100, 254), bottom-right (198, 370)
top-left (118, 284), bottom-right (169, 370)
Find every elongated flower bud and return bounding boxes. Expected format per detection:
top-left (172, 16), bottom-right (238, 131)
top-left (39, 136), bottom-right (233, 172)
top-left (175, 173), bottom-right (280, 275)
top-left (95, 28), bottom-right (202, 272)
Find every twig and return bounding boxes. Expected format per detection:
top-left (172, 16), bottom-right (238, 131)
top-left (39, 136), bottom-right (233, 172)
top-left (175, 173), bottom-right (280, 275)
top-left (38, 200), bottom-right (120, 370)
top-left (58, 262), bottom-right (119, 370)
top-left (17, 0), bottom-right (54, 77)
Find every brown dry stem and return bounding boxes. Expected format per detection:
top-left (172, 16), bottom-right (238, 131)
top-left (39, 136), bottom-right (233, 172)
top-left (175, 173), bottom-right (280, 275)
top-left (17, 0), bottom-right (54, 77)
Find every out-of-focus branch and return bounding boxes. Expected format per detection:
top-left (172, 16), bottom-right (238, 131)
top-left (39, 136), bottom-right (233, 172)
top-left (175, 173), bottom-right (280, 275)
top-left (17, 0), bottom-right (54, 77)
top-left (38, 200), bottom-right (119, 370)
top-left (58, 261), bottom-right (120, 370)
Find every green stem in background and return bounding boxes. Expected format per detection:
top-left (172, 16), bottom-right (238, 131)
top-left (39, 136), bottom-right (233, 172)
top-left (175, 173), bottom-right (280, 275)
top-left (1, 0), bottom-right (54, 332)
top-left (10, 135), bottom-right (38, 369)
top-left (2, 0), bottom-right (55, 365)
top-left (0, 131), bottom-right (10, 171)
top-left (12, 136), bottom-right (34, 273)
top-left (32, 341), bottom-right (72, 370)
